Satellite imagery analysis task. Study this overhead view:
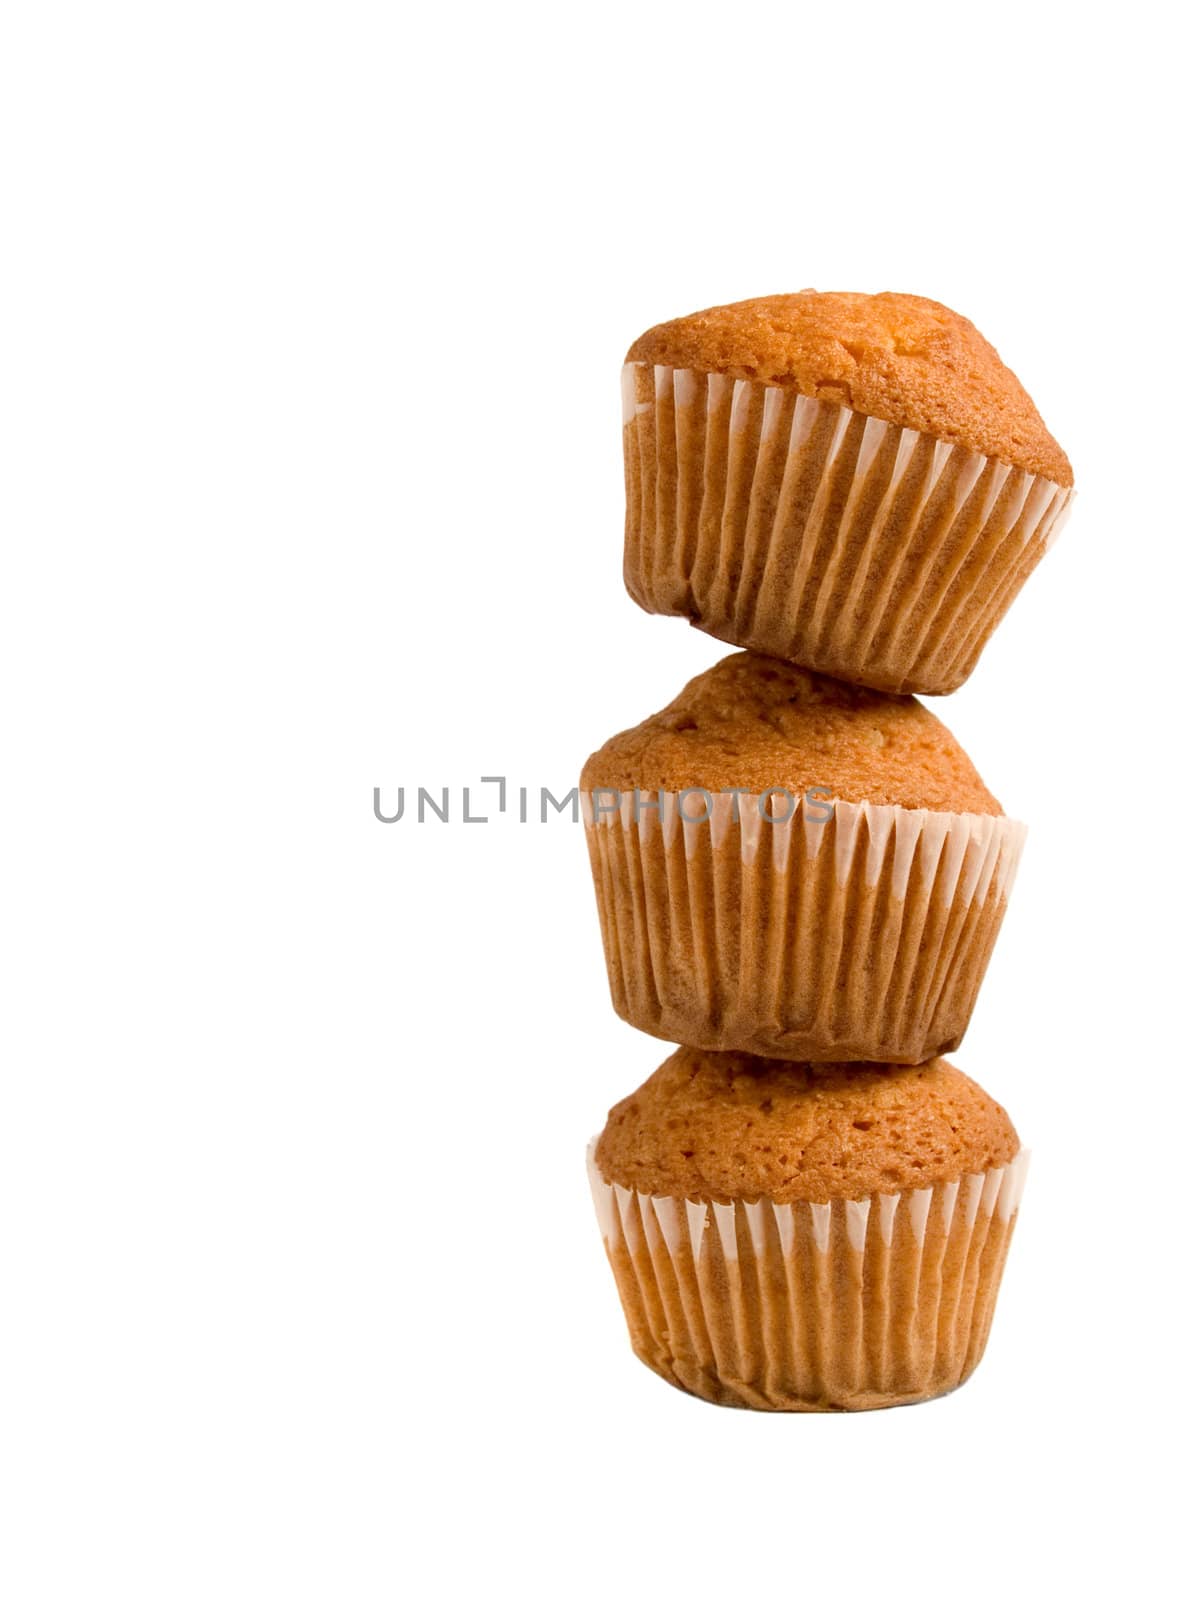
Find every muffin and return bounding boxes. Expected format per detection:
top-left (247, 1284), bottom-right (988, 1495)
top-left (581, 650), bottom-right (1025, 1064)
top-left (623, 291), bottom-right (1073, 694)
top-left (589, 1049), bottom-right (1028, 1411)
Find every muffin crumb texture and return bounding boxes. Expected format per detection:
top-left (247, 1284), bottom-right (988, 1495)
top-left (627, 290), bottom-right (1072, 487)
top-left (582, 651), bottom-right (1002, 815)
top-left (595, 1049), bottom-right (1019, 1204)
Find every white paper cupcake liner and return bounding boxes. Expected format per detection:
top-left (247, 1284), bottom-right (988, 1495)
top-left (622, 361), bottom-right (1074, 695)
top-left (588, 1139), bottom-right (1029, 1411)
top-left (582, 790), bottom-right (1025, 1063)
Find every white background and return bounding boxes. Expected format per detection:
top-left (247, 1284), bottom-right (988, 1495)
top-left (2, 4), bottom-right (1196, 1596)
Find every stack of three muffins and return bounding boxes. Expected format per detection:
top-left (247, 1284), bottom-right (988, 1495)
top-left (580, 292), bottom-right (1073, 1410)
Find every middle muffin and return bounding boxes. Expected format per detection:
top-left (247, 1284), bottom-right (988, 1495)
top-left (581, 650), bottom-right (1025, 1063)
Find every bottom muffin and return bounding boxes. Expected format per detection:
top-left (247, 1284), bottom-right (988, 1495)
top-left (589, 1049), bottom-right (1028, 1412)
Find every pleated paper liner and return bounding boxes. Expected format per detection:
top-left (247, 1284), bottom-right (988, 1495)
top-left (588, 1139), bottom-right (1029, 1412)
top-left (583, 790), bottom-right (1026, 1064)
top-left (622, 361), bottom-right (1074, 695)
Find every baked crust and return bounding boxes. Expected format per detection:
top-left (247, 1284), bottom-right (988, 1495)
top-left (595, 1049), bottom-right (1019, 1204)
top-left (627, 291), bottom-right (1072, 488)
top-left (581, 651), bottom-right (1002, 815)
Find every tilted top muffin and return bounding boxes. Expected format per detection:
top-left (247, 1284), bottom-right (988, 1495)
top-left (582, 650), bottom-right (1001, 814)
top-left (595, 1047), bottom-right (1019, 1205)
top-left (628, 290), bottom-right (1072, 486)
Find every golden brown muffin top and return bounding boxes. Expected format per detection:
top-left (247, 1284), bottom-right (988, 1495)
top-left (581, 652), bottom-right (1001, 815)
top-left (595, 1049), bottom-right (1019, 1204)
top-left (627, 290), bottom-right (1072, 487)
